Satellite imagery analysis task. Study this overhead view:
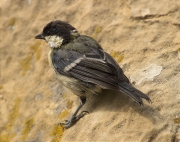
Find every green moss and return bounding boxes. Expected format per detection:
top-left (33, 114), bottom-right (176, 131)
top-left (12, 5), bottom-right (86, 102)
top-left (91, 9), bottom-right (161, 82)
top-left (30, 41), bottom-right (42, 61)
top-left (21, 118), bottom-right (34, 141)
top-left (19, 54), bottom-right (32, 76)
top-left (95, 26), bottom-right (101, 33)
top-left (0, 133), bottom-right (15, 142)
top-left (174, 117), bottom-right (180, 124)
top-left (59, 110), bottom-right (69, 119)
top-left (110, 51), bottom-right (124, 63)
top-left (117, 54), bottom-right (124, 63)
top-left (6, 98), bottom-right (21, 132)
top-left (178, 48), bottom-right (180, 52)
top-left (0, 98), bottom-right (21, 142)
top-left (19, 41), bottom-right (42, 76)
top-left (50, 110), bottom-right (69, 141)
top-left (62, 94), bottom-right (67, 99)
top-left (92, 26), bottom-right (101, 39)
top-left (67, 100), bottom-right (73, 109)
top-left (50, 125), bottom-right (64, 142)
top-left (110, 51), bottom-right (119, 58)
top-left (8, 17), bottom-right (16, 27)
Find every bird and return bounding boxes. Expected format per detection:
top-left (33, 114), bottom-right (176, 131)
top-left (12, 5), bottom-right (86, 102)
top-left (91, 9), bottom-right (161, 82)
top-left (35, 20), bottom-right (151, 128)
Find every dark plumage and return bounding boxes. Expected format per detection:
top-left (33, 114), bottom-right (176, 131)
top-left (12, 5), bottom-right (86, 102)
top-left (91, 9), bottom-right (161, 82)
top-left (35, 20), bottom-right (151, 128)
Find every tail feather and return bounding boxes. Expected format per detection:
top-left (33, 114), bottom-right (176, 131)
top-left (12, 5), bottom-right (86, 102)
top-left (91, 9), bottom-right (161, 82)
top-left (118, 82), bottom-right (151, 105)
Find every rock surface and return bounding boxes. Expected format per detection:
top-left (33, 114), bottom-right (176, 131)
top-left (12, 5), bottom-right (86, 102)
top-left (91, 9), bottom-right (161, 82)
top-left (0, 0), bottom-right (180, 141)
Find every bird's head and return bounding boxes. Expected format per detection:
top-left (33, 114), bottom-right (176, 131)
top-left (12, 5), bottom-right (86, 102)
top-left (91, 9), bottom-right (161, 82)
top-left (35, 20), bottom-right (79, 48)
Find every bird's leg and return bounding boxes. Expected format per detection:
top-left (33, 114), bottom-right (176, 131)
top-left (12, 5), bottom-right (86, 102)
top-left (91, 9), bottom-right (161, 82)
top-left (60, 97), bottom-right (88, 128)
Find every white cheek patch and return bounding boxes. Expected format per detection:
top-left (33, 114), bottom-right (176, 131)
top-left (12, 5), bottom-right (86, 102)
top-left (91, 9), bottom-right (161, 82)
top-left (45, 36), bottom-right (63, 48)
top-left (48, 41), bottom-right (57, 47)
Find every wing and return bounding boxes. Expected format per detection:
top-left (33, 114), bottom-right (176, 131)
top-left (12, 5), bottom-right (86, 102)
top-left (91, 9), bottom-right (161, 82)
top-left (61, 35), bottom-right (130, 83)
top-left (51, 48), bottom-right (151, 104)
top-left (51, 49), bottom-right (126, 90)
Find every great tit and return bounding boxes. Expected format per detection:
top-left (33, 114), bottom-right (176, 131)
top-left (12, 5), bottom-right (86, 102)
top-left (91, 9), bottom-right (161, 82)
top-left (35, 20), bottom-right (151, 128)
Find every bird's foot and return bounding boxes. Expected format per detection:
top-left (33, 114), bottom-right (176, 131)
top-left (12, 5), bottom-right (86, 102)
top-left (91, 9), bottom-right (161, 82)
top-left (60, 111), bottom-right (89, 128)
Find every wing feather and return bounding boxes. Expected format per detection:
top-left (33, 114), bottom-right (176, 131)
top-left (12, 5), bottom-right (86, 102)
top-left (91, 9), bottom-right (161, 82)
top-left (50, 35), bottom-right (151, 104)
top-left (52, 49), bottom-right (119, 90)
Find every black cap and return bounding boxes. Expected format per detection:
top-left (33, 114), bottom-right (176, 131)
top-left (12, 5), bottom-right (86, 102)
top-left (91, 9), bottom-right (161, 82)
top-left (35, 20), bottom-right (77, 44)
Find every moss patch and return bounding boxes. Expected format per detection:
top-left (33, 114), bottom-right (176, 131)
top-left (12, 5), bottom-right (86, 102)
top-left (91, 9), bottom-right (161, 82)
top-left (19, 54), bottom-right (32, 76)
top-left (67, 100), bottom-right (73, 109)
top-left (174, 117), bottom-right (180, 124)
top-left (178, 47), bottom-right (180, 52)
top-left (21, 118), bottom-right (34, 141)
top-left (50, 125), bottom-right (64, 142)
top-left (50, 110), bottom-right (69, 142)
top-left (110, 50), bottom-right (119, 58)
top-left (8, 17), bottom-right (16, 27)
top-left (30, 41), bottom-right (42, 61)
top-left (0, 98), bottom-right (21, 142)
top-left (110, 50), bottom-right (124, 63)
top-left (0, 133), bottom-right (15, 142)
top-left (59, 110), bottom-right (69, 119)
top-left (62, 94), bottom-right (67, 99)
top-left (19, 41), bottom-right (42, 76)
top-left (6, 98), bottom-right (21, 132)
top-left (92, 26), bottom-right (101, 39)
top-left (117, 54), bottom-right (124, 63)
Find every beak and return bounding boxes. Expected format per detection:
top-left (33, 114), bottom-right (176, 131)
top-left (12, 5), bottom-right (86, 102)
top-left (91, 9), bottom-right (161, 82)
top-left (35, 33), bottom-right (45, 40)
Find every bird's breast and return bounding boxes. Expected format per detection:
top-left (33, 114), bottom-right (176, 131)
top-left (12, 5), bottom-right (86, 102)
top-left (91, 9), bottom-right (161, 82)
top-left (48, 50), bottom-right (54, 70)
top-left (47, 50), bottom-right (81, 95)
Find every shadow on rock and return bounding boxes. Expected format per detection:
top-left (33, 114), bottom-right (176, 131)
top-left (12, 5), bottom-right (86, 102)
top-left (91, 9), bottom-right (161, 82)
top-left (83, 89), bottom-right (162, 125)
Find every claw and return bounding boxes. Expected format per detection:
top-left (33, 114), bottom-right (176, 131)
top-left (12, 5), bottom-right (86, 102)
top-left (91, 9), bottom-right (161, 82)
top-left (59, 110), bottom-right (89, 128)
top-left (81, 110), bottom-right (89, 114)
top-left (59, 120), bottom-right (72, 128)
top-left (58, 97), bottom-right (87, 128)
